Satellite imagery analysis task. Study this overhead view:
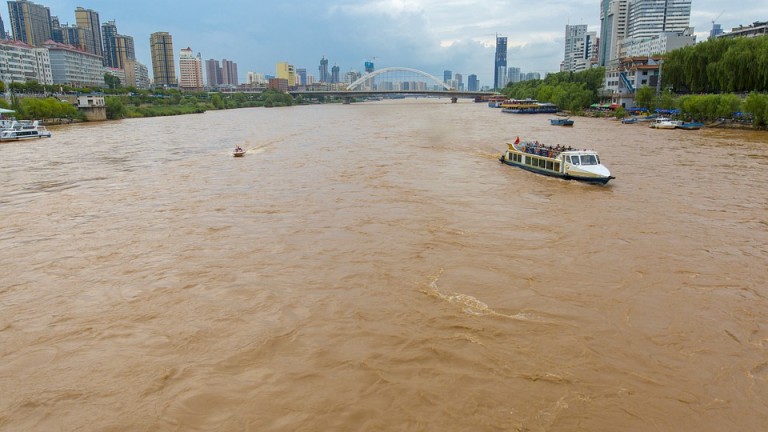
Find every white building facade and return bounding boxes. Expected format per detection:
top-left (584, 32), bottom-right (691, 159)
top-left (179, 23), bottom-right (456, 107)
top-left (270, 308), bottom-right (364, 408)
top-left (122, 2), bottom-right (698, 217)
top-left (43, 41), bottom-right (105, 87)
top-left (0, 39), bottom-right (52, 85)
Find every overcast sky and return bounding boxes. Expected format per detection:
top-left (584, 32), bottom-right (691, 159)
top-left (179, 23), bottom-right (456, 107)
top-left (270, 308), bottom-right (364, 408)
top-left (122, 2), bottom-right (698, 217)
top-left (19, 1), bottom-right (768, 86)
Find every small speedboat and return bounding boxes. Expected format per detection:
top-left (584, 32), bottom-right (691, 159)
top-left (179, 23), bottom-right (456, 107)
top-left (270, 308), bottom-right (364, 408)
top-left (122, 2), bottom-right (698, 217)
top-left (233, 147), bottom-right (246, 157)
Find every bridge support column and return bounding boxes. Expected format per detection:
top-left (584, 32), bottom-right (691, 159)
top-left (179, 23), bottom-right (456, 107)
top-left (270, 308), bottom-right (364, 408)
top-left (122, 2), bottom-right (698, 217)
top-left (343, 97), bottom-right (352, 104)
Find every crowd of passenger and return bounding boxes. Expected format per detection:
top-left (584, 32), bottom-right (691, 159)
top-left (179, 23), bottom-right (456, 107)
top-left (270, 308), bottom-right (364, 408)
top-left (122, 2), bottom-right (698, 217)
top-left (519, 141), bottom-right (574, 159)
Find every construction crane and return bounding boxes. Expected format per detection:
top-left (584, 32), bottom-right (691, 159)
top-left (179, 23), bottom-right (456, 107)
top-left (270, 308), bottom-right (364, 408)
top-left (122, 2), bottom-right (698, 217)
top-left (711, 10), bottom-right (725, 37)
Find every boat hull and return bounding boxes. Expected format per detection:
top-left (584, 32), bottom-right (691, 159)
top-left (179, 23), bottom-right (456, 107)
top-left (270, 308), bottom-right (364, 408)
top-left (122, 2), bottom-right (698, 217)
top-left (499, 156), bottom-right (613, 184)
top-left (0, 131), bottom-right (51, 141)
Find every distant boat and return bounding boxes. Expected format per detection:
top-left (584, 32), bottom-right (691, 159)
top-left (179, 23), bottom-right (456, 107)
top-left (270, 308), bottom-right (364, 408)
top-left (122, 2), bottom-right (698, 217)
top-left (233, 146), bottom-right (246, 157)
top-left (500, 99), bottom-right (558, 114)
top-left (621, 117), bottom-right (638, 124)
top-left (550, 118), bottom-right (574, 126)
top-left (677, 122), bottom-right (705, 130)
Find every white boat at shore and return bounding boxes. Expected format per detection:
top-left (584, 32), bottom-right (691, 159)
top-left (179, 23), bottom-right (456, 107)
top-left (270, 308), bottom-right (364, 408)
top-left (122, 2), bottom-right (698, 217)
top-left (649, 117), bottom-right (682, 129)
top-left (499, 138), bottom-right (614, 184)
top-left (0, 120), bottom-right (52, 141)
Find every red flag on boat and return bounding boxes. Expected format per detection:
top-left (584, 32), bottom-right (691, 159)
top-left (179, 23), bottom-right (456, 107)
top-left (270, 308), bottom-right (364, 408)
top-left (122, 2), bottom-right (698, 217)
top-left (514, 136), bottom-right (520, 144)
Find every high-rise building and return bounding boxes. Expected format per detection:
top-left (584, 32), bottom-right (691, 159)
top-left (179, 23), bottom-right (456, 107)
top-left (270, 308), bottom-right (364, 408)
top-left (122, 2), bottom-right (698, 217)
top-left (454, 73), bottom-right (463, 91)
top-left (149, 31), bottom-right (176, 87)
top-left (296, 68), bottom-right (306, 86)
top-left (507, 66), bottom-right (521, 84)
top-left (7, 0), bottom-right (52, 46)
top-left (102, 20), bottom-right (118, 67)
top-left (75, 7), bottom-right (102, 60)
top-left (0, 13), bottom-right (6, 40)
top-left (626, 0), bottom-right (691, 40)
top-left (443, 70), bottom-right (452, 83)
top-left (598, 0), bottom-right (629, 66)
top-left (205, 59), bottom-right (221, 87)
top-left (276, 62), bottom-right (296, 87)
top-left (318, 56), bottom-right (328, 82)
top-left (179, 47), bottom-right (203, 92)
top-left (564, 24), bottom-right (587, 71)
top-left (331, 64), bottom-right (339, 84)
top-left (494, 35), bottom-right (507, 89)
top-left (364, 61), bottom-right (374, 74)
top-left (69, 25), bottom-right (95, 52)
top-left (221, 59), bottom-right (237, 86)
top-left (563, 24), bottom-right (597, 72)
top-left (467, 74), bottom-right (479, 92)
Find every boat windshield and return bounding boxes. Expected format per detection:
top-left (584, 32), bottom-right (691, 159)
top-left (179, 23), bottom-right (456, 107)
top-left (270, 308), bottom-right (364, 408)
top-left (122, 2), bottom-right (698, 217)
top-left (570, 155), bottom-right (580, 165)
top-left (580, 154), bottom-right (598, 165)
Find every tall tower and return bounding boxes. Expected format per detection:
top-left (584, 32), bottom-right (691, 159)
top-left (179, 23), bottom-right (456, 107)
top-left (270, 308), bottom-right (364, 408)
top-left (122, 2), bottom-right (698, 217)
top-left (205, 59), bottom-right (221, 87)
top-left (75, 7), bottom-right (103, 60)
top-left (494, 35), bottom-right (507, 89)
top-left (319, 56), bottom-right (329, 83)
top-left (179, 47), bottom-right (203, 91)
top-left (331, 64), bottom-right (339, 84)
top-left (221, 59), bottom-right (237, 86)
top-left (598, 0), bottom-right (629, 66)
top-left (150, 31), bottom-right (176, 87)
top-left (564, 24), bottom-right (588, 71)
top-left (114, 35), bottom-right (135, 69)
top-left (102, 20), bottom-right (118, 67)
top-left (467, 74), bottom-right (478, 92)
top-left (7, 0), bottom-right (52, 46)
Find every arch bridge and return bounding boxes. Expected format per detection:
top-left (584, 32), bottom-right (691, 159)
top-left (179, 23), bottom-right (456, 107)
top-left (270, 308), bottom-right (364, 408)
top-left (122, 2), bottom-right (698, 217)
top-left (289, 67), bottom-right (495, 100)
top-left (347, 67), bottom-right (451, 91)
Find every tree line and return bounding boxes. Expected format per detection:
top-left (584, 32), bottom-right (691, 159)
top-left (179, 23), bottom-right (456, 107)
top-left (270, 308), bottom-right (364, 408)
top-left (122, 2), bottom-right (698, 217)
top-left (501, 68), bottom-right (605, 113)
top-left (662, 35), bottom-right (768, 93)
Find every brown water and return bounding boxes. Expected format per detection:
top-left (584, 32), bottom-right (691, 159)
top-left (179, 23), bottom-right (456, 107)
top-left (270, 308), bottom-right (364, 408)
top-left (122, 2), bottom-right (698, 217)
top-left (1, 99), bottom-right (767, 431)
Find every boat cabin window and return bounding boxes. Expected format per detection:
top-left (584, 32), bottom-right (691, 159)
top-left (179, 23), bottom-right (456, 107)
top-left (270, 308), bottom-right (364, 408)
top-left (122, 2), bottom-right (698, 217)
top-left (580, 155), bottom-right (598, 165)
top-left (570, 156), bottom-right (580, 165)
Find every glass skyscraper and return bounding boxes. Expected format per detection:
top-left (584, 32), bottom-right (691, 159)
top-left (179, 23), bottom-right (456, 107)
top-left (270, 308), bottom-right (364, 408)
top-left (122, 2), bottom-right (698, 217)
top-left (494, 35), bottom-right (507, 89)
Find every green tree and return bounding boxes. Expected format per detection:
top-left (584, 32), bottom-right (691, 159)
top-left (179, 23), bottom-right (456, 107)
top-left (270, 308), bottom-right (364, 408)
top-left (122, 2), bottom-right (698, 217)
top-left (634, 86), bottom-right (656, 112)
top-left (744, 92), bottom-right (768, 129)
top-left (105, 96), bottom-right (127, 119)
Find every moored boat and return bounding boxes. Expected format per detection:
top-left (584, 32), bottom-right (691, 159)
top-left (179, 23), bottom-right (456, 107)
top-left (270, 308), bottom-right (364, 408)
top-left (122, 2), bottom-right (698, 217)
top-left (677, 121), bottom-right (705, 130)
top-left (649, 117), bottom-right (681, 129)
top-left (500, 99), bottom-right (558, 114)
top-left (550, 118), bottom-right (574, 126)
top-left (0, 120), bottom-right (51, 141)
top-left (487, 96), bottom-right (507, 108)
top-left (499, 138), bottom-right (614, 184)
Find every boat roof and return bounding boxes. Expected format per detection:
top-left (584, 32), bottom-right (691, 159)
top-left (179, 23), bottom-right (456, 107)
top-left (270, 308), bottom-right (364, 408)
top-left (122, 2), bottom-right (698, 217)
top-left (507, 141), bottom-right (600, 155)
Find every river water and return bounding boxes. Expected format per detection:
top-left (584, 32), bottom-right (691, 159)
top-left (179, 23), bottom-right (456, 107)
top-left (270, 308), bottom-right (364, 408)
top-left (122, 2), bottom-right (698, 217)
top-left (1, 99), bottom-right (767, 431)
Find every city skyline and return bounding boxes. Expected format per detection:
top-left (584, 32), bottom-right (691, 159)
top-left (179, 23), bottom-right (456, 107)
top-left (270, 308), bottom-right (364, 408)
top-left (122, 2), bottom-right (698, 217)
top-left (3, 0), bottom-right (767, 86)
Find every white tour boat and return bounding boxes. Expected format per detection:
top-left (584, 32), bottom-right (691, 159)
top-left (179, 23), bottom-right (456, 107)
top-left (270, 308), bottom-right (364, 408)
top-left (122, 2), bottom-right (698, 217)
top-left (0, 120), bottom-right (52, 141)
top-left (499, 138), bottom-right (614, 184)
